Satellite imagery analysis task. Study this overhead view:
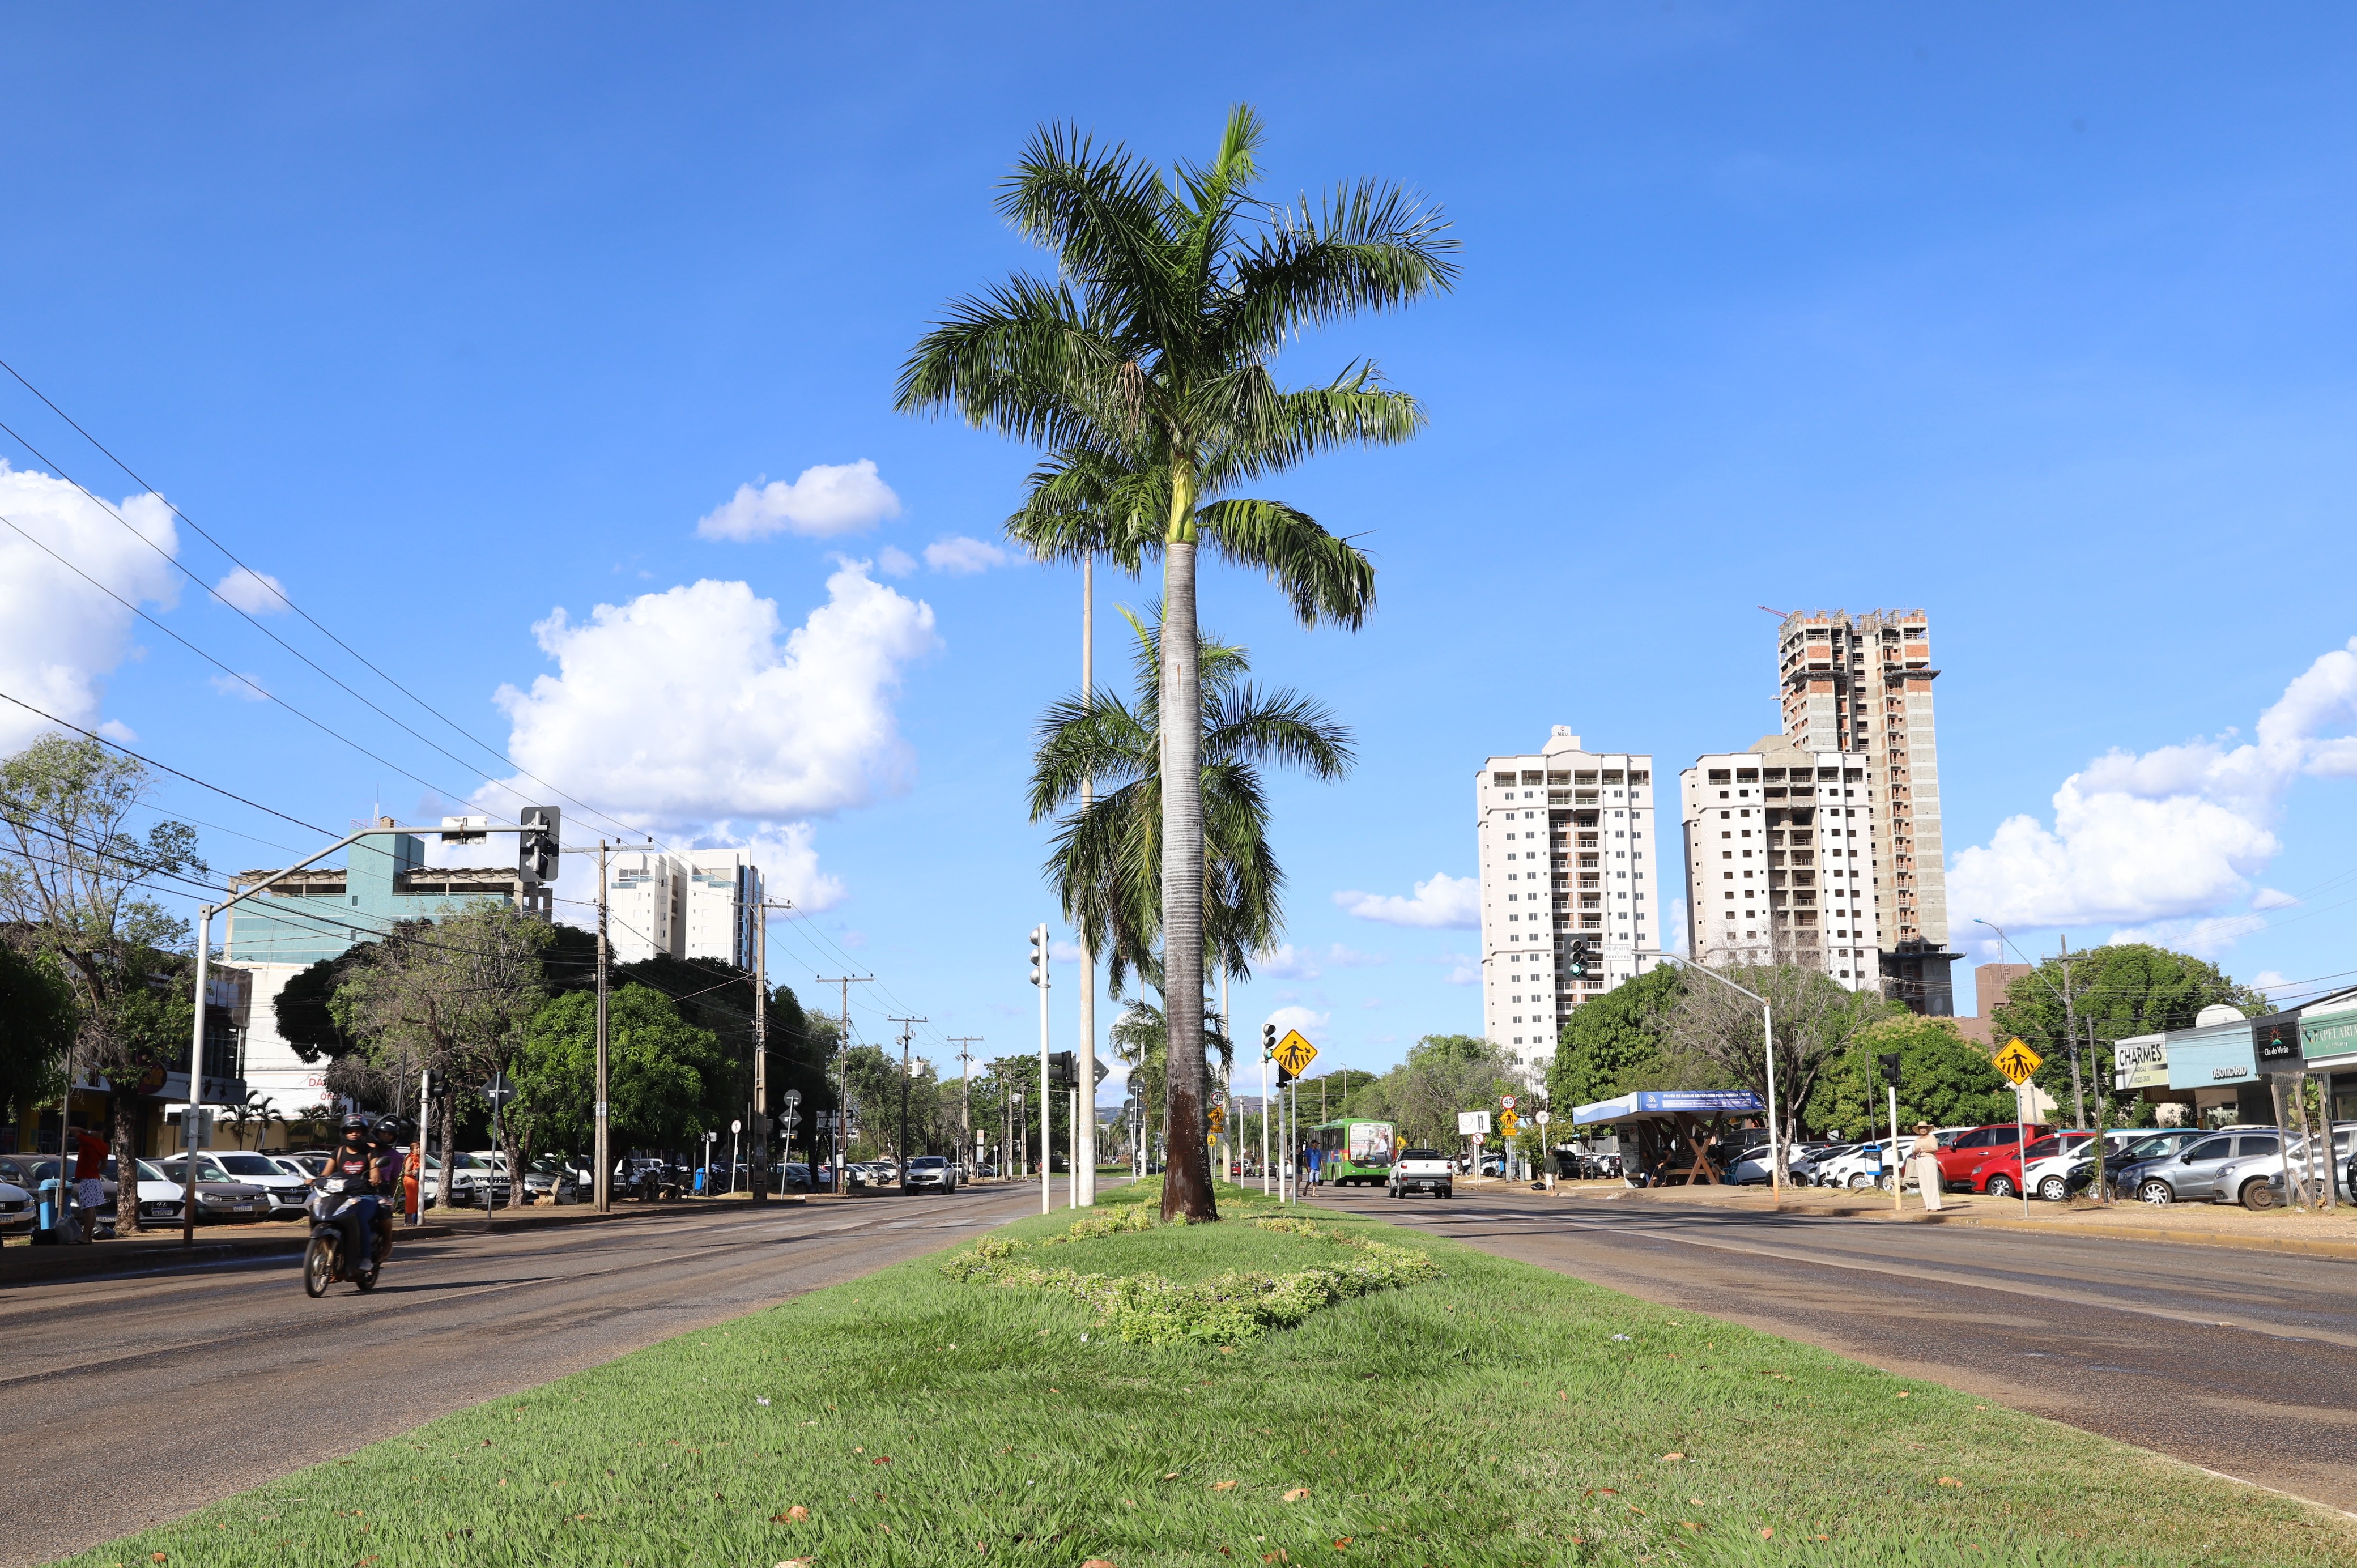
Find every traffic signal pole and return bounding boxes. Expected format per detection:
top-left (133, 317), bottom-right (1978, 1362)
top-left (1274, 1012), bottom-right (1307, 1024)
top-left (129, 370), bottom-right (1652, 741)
top-left (1030, 924), bottom-right (1051, 1215)
top-left (595, 840), bottom-right (610, 1212)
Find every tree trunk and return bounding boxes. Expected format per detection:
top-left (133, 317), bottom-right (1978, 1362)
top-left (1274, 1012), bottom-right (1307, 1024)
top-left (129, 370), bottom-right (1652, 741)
top-left (436, 1083), bottom-right (456, 1213)
top-left (1158, 536), bottom-right (1215, 1222)
top-left (110, 1085), bottom-right (143, 1235)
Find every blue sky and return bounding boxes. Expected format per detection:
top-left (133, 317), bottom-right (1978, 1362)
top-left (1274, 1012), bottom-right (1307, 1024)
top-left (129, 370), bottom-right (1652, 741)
top-left (5, 3), bottom-right (2355, 1092)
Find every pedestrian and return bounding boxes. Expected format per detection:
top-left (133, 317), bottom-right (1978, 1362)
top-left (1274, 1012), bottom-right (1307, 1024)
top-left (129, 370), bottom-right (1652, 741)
top-left (1908, 1121), bottom-right (1945, 1212)
top-left (66, 1123), bottom-right (109, 1242)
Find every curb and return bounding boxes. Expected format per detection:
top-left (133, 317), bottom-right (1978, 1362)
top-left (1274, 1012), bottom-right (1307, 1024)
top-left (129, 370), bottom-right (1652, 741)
top-left (1909, 1210), bottom-right (2357, 1262)
top-left (0, 1194), bottom-right (812, 1288)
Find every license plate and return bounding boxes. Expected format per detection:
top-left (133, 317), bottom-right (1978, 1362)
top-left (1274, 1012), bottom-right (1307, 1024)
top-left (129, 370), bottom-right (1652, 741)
top-left (235, 1203), bottom-right (258, 1212)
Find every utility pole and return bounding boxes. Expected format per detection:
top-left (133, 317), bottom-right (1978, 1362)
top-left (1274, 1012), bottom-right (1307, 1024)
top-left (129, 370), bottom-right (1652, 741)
top-left (949, 1037), bottom-right (982, 1178)
top-left (890, 1016), bottom-right (927, 1184)
top-left (816, 973), bottom-right (874, 1195)
top-left (595, 841), bottom-right (611, 1212)
top-left (743, 899), bottom-right (794, 1205)
top-left (1077, 551), bottom-right (1099, 1208)
top-left (1029, 923), bottom-right (1051, 1215)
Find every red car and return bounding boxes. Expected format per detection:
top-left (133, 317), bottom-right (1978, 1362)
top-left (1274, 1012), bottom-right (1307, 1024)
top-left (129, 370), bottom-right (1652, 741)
top-left (1931, 1123), bottom-right (2056, 1191)
top-left (1961, 1130), bottom-right (2095, 1199)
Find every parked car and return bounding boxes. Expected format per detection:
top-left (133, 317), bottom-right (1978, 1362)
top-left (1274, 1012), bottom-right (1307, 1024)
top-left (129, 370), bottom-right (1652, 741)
top-left (1818, 1141), bottom-right (1901, 1190)
top-left (0, 1178), bottom-right (33, 1234)
top-left (105, 1158), bottom-right (203, 1224)
top-left (129, 1157), bottom-right (274, 1222)
top-left (2213, 1124), bottom-right (2357, 1211)
top-left (155, 1151), bottom-right (310, 1218)
top-left (901, 1155), bottom-right (958, 1194)
top-left (1722, 1145), bottom-right (1818, 1186)
top-left (1930, 1124), bottom-right (2057, 1190)
top-left (2119, 1128), bottom-right (2282, 1206)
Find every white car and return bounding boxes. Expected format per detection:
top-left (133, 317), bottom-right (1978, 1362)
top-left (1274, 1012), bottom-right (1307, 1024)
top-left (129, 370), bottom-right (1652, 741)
top-left (157, 1150), bottom-right (311, 1217)
top-left (1817, 1141), bottom-right (1901, 1189)
top-left (1723, 1145), bottom-right (1818, 1186)
top-left (0, 1179), bottom-right (32, 1234)
top-left (2017, 1129), bottom-right (2151, 1201)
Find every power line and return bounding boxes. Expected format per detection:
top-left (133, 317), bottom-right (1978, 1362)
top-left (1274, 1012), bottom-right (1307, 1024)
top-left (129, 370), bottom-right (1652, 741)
top-left (0, 688), bottom-right (337, 837)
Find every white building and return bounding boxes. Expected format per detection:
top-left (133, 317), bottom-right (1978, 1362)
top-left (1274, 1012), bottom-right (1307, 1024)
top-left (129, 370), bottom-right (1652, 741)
top-left (602, 847), bottom-right (764, 969)
top-left (1679, 736), bottom-right (1883, 988)
top-left (1477, 727), bottom-right (1663, 1081)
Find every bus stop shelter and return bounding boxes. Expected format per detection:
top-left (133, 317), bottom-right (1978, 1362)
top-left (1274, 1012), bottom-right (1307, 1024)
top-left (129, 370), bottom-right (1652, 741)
top-left (1571, 1090), bottom-right (1767, 1186)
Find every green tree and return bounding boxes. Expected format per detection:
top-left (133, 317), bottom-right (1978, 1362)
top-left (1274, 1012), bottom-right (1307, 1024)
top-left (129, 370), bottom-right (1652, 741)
top-left (1806, 1014), bottom-right (2012, 1138)
top-left (1662, 965), bottom-right (1892, 1174)
top-left (273, 953), bottom-right (365, 1064)
top-left (1354, 1034), bottom-right (1513, 1151)
top-left (516, 985), bottom-right (721, 1156)
top-left (1031, 607), bottom-right (1352, 994)
top-left (0, 734), bottom-right (205, 1233)
top-left (0, 938), bottom-right (75, 1128)
top-left (1988, 942), bottom-right (2267, 1122)
top-left (1548, 964), bottom-right (1687, 1111)
top-left (899, 108), bottom-right (1453, 1220)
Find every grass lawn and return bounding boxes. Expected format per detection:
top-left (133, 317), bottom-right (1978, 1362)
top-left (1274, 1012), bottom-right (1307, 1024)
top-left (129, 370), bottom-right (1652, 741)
top-left (61, 1182), bottom-right (2357, 1567)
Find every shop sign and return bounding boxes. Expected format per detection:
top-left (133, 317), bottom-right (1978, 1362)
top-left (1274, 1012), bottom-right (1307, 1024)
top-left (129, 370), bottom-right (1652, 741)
top-left (2301, 1000), bottom-right (2357, 1063)
top-left (2163, 1019), bottom-right (2257, 1092)
top-left (2112, 1033), bottom-right (2167, 1091)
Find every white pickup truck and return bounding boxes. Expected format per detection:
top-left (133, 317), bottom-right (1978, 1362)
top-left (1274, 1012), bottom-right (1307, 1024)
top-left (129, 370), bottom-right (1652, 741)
top-left (1388, 1147), bottom-right (1454, 1200)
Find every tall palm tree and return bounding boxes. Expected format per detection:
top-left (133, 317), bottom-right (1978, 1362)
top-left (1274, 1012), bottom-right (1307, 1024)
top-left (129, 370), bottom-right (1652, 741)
top-left (900, 107), bottom-right (1454, 1219)
top-left (1031, 606), bottom-right (1351, 996)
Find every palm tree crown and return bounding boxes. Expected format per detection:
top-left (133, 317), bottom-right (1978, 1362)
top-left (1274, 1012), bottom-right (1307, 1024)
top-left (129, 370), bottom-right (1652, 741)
top-left (900, 106), bottom-right (1453, 1220)
top-left (1031, 607), bottom-right (1352, 996)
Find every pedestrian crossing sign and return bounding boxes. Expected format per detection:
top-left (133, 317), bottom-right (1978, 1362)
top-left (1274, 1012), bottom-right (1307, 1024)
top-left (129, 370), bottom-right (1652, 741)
top-left (1993, 1038), bottom-right (2043, 1085)
top-left (1273, 1029), bottom-right (1318, 1077)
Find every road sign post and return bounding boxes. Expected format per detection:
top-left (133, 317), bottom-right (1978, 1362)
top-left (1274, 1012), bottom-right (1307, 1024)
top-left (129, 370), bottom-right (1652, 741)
top-left (1995, 1038), bottom-right (2043, 1219)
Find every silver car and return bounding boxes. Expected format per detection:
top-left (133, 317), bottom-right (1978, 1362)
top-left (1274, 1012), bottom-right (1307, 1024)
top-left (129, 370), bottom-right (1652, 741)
top-left (2122, 1129), bottom-right (2281, 1205)
top-left (902, 1156), bottom-right (958, 1194)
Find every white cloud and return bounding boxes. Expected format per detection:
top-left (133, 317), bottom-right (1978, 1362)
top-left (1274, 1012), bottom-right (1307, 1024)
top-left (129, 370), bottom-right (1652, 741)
top-left (1437, 952), bottom-right (1479, 985)
top-left (1948, 638), bottom-right (2357, 931)
top-left (922, 535), bottom-right (1009, 575)
top-left (213, 565), bottom-right (287, 614)
top-left (1050, 939), bottom-right (1084, 962)
top-left (1667, 898), bottom-right (1690, 956)
top-left (2252, 970), bottom-right (2292, 999)
top-left (878, 546), bottom-right (920, 578)
top-left (0, 462), bottom-right (179, 751)
top-left (2105, 913), bottom-right (2266, 958)
top-left (1334, 872), bottom-right (1480, 930)
top-left (478, 561), bottom-right (937, 918)
top-left (2252, 888), bottom-right (2300, 911)
top-left (1252, 941), bottom-right (1388, 981)
top-left (1263, 1004), bottom-right (1330, 1039)
top-left (694, 460), bottom-right (903, 541)
top-left (207, 672), bottom-right (270, 702)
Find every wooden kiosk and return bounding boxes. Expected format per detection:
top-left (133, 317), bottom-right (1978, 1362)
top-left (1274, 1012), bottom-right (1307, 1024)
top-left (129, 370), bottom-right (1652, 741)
top-left (1569, 1089), bottom-right (1767, 1187)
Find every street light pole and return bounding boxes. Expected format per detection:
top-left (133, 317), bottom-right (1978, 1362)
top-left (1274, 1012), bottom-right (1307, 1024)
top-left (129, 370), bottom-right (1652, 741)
top-left (594, 840), bottom-right (611, 1212)
top-left (1637, 951), bottom-right (1780, 1209)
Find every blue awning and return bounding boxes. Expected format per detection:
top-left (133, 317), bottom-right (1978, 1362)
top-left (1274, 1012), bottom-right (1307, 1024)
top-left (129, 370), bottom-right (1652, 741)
top-left (1572, 1089), bottom-right (1765, 1127)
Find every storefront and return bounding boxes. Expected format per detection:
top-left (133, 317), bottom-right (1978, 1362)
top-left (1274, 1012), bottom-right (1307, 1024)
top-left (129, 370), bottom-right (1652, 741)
top-left (2296, 991), bottom-right (2357, 1120)
top-left (2162, 1017), bottom-right (2273, 1125)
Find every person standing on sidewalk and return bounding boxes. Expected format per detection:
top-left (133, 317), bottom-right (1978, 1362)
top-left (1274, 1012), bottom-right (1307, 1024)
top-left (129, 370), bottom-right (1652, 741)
top-left (66, 1124), bottom-right (109, 1242)
top-left (1908, 1122), bottom-right (1945, 1212)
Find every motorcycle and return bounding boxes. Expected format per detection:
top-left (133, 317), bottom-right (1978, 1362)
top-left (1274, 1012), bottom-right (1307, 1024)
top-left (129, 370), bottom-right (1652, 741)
top-left (302, 1179), bottom-right (387, 1297)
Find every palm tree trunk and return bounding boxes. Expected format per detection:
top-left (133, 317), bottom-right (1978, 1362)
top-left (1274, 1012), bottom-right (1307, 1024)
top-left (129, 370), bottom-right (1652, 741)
top-left (1159, 537), bottom-right (1215, 1221)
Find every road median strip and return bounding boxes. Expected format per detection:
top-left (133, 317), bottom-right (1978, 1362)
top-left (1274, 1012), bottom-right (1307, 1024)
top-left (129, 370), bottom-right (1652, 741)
top-left (51, 1178), bottom-right (2357, 1567)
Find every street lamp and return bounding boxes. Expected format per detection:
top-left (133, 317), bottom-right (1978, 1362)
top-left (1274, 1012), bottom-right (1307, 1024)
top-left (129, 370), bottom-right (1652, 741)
top-left (1636, 951), bottom-right (1780, 1208)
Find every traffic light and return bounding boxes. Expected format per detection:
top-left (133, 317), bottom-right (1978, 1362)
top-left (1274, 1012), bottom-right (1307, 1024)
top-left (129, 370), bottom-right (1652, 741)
top-left (1878, 1051), bottom-right (1903, 1090)
top-left (424, 1068), bottom-right (446, 1102)
top-left (1566, 938), bottom-right (1592, 979)
top-left (1029, 924), bottom-right (1047, 987)
top-left (1262, 1022), bottom-right (1277, 1058)
top-left (1049, 1050), bottom-right (1078, 1089)
top-left (517, 806), bottom-right (561, 887)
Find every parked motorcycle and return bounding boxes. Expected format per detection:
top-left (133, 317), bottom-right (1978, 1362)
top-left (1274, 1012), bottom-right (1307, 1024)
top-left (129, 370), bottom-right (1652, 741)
top-left (302, 1179), bottom-right (386, 1297)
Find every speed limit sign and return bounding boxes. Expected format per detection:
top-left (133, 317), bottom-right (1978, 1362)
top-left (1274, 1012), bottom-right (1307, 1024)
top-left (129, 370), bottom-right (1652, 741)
top-left (1501, 1094), bottom-right (1518, 1110)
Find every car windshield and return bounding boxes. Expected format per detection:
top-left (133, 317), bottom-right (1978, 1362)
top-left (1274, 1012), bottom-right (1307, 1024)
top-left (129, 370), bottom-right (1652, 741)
top-left (137, 1160), bottom-right (169, 1182)
top-left (215, 1154), bottom-right (282, 1177)
top-left (450, 1153), bottom-right (493, 1171)
top-left (2120, 1135), bottom-right (2184, 1160)
top-left (911, 1157), bottom-right (946, 1169)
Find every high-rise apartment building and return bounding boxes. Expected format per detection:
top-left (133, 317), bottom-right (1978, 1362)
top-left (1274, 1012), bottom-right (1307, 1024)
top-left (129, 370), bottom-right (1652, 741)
top-left (1679, 738), bottom-right (1883, 989)
top-left (1477, 727), bottom-right (1663, 1081)
top-left (1776, 608), bottom-right (1956, 1014)
top-left (601, 847), bottom-right (764, 969)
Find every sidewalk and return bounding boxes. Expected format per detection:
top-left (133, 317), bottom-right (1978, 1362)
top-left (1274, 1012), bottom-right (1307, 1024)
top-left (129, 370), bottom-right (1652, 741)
top-left (1556, 1178), bottom-right (2357, 1260)
top-left (0, 1190), bottom-right (812, 1288)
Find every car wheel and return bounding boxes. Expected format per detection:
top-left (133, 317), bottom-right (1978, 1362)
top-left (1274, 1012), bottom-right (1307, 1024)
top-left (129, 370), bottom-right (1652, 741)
top-left (2037, 1177), bottom-right (2067, 1203)
top-left (2138, 1179), bottom-right (2174, 1206)
top-left (1985, 1174), bottom-right (2016, 1199)
top-left (1846, 1173), bottom-right (1871, 1190)
top-left (2241, 1179), bottom-right (2278, 1212)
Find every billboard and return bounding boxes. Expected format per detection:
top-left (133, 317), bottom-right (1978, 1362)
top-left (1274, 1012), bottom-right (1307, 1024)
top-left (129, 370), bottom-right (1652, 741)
top-left (2112, 1033), bottom-right (2167, 1092)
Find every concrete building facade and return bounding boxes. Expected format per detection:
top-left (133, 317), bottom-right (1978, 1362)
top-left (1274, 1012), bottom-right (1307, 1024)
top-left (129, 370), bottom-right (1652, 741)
top-left (1777, 608), bottom-right (1957, 1014)
top-left (1679, 738), bottom-right (1883, 989)
top-left (1477, 727), bottom-right (1663, 1081)
top-left (602, 846), bottom-right (763, 969)
top-left (220, 820), bottom-right (530, 1117)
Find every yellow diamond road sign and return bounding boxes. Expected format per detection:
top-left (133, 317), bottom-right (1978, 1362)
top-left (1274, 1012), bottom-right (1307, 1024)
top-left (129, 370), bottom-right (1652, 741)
top-left (1273, 1028), bottom-right (1319, 1077)
top-left (1994, 1038), bottom-right (2043, 1085)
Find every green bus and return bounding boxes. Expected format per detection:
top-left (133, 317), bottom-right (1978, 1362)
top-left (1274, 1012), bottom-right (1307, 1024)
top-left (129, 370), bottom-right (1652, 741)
top-left (1310, 1119), bottom-right (1398, 1186)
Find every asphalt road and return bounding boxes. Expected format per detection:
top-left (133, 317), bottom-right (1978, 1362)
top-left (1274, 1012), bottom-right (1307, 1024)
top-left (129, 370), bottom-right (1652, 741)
top-left (1, 1183), bottom-right (1049, 1567)
top-left (1319, 1182), bottom-right (2357, 1514)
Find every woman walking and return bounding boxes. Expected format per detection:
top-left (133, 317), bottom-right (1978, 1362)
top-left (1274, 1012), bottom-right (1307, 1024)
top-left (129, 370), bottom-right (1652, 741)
top-left (1908, 1122), bottom-right (1945, 1212)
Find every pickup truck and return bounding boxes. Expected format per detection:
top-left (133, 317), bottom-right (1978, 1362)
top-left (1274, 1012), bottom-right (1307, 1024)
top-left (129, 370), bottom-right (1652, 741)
top-left (1389, 1148), bottom-right (1453, 1200)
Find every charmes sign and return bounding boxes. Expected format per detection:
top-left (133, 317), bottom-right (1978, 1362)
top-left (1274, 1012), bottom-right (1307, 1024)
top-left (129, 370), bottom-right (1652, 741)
top-left (2113, 1033), bottom-right (2167, 1092)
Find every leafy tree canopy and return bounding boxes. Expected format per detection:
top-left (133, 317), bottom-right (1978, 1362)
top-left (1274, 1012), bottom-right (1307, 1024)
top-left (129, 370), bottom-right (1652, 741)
top-left (1989, 943), bottom-right (2267, 1109)
top-left (1548, 963), bottom-right (1686, 1112)
top-left (516, 984), bottom-right (722, 1153)
top-left (0, 939), bottom-right (75, 1123)
top-left (1806, 1014), bottom-right (2012, 1137)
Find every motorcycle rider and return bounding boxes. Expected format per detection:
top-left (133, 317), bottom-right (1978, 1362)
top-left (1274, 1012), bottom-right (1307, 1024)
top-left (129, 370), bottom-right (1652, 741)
top-left (316, 1113), bottom-right (389, 1270)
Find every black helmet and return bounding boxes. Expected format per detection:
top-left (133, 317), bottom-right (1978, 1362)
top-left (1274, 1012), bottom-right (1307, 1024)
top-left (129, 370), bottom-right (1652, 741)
top-left (341, 1113), bottom-right (369, 1137)
top-left (371, 1118), bottom-right (408, 1145)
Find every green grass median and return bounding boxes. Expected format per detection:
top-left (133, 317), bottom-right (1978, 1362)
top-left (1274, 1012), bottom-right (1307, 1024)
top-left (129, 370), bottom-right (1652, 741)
top-left (61, 1181), bottom-right (2357, 1567)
